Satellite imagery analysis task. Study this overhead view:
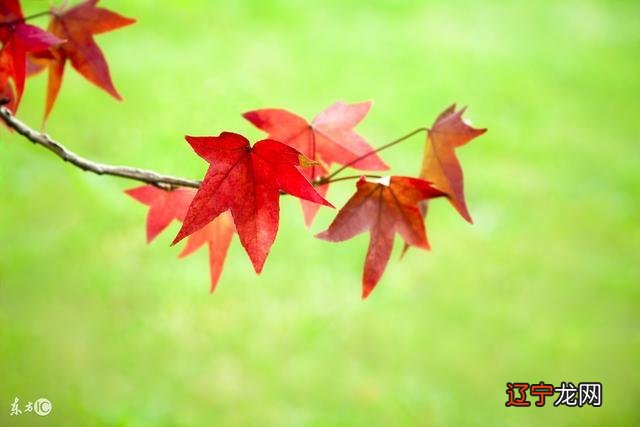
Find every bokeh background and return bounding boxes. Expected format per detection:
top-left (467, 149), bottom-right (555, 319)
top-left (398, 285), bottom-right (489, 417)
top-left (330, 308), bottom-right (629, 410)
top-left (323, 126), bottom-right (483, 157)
top-left (1, 0), bottom-right (638, 425)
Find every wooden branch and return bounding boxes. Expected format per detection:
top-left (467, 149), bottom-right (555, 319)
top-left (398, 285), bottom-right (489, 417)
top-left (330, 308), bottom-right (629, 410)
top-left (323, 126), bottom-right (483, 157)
top-left (0, 106), bottom-right (201, 190)
top-left (0, 104), bottom-right (405, 190)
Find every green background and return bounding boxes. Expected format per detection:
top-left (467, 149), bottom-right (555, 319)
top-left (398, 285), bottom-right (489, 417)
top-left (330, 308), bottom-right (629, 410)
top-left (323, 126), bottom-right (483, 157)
top-left (1, 0), bottom-right (638, 425)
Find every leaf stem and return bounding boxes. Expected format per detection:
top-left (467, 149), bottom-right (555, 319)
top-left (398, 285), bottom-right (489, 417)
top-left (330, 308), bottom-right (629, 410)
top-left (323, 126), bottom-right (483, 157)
top-left (321, 126), bottom-right (429, 183)
top-left (22, 11), bottom-right (52, 21)
top-left (322, 174), bottom-right (382, 185)
top-left (0, 11), bottom-right (52, 27)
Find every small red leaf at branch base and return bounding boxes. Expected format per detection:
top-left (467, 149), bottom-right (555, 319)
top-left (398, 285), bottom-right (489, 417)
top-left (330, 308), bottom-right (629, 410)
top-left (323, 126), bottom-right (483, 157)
top-left (173, 132), bottom-right (333, 274)
top-left (125, 185), bottom-right (235, 293)
top-left (420, 104), bottom-right (487, 223)
top-left (317, 176), bottom-right (444, 298)
top-left (244, 100), bottom-right (388, 226)
top-left (0, 1), bottom-right (63, 110)
top-left (43, 0), bottom-right (135, 120)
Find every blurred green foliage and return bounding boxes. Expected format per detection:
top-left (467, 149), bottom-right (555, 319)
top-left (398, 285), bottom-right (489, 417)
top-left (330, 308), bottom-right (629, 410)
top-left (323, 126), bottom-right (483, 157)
top-left (1, 0), bottom-right (638, 425)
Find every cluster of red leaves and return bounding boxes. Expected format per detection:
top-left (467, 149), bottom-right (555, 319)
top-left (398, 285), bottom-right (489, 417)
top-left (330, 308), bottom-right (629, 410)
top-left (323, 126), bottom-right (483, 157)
top-left (127, 103), bottom-right (486, 298)
top-left (244, 101), bottom-right (388, 226)
top-left (2, 1), bottom-right (487, 298)
top-left (0, 0), bottom-right (134, 118)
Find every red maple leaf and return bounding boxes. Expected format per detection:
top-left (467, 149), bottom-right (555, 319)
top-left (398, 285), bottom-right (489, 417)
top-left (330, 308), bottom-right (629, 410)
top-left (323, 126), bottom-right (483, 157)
top-left (0, 0), bottom-right (62, 109)
top-left (244, 101), bottom-right (388, 226)
top-left (420, 104), bottom-right (486, 223)
top-left (125, 186), bottom-right (195, 243)
top-left (317, 176), bottom-right (444, 298)
top-left (173, 132), bottom-right (333, 273)
top-left (125, 185), bottom-right (235, 293)
top-left (177, 212), bottom-right (234, 293)
top-left (43, 0), bottom-right (135, 120)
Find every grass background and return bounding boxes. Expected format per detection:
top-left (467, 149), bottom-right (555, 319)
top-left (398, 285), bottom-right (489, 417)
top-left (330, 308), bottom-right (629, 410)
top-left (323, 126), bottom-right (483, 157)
top-left (1, 0), bottom-right (639, 425)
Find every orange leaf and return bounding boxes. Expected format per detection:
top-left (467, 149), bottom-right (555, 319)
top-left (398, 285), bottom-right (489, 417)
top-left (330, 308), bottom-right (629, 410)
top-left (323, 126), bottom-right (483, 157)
top-left (420, 104), bottom-right (486, 223)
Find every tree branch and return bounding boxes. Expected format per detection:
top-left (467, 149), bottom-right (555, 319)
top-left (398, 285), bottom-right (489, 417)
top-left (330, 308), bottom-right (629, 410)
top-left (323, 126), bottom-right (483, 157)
top-left (1, 105), bottom-right (425, 191)
top-left (0, 106), bottom-right (201, 190)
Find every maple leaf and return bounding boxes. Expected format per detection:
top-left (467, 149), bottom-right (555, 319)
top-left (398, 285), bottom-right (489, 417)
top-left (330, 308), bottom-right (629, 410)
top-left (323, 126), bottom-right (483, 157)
top-left (243, 101), bottom-right (388, 226)
top-left (178, 212), bottom-right (235, 293)
top-left (125, 186), bottom-right (196, 243)
top-left (125, 185), bottom-right (235, 293)
top-left (0, 0), bottom-right (63, 109)
top-left (43, 0), bottom-right (135, 120)
top-left (420, 104), bottom-right (486, 223)
top-left (317, 176), bottom-right (444, 299)
top-left (173, 132), bottom-right (333, 273)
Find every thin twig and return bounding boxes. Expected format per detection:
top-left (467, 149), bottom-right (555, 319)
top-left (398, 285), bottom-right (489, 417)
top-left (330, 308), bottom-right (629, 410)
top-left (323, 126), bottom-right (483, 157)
top-left (0, 106), bottom-right (201, 190)
top-left (321, 126), bottom-right (429, 183)
top-left (321, 174), bottom-right (382, 185)
top-left (0, 11), bottom-right (52, 27)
